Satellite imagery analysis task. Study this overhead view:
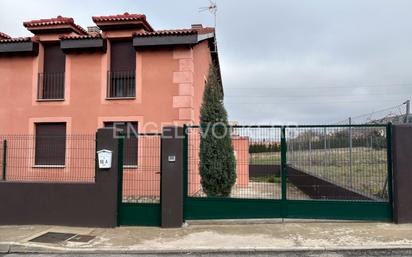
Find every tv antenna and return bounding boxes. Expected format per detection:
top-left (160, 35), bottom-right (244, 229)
top-left (199, 0), bottom-right (218, 52)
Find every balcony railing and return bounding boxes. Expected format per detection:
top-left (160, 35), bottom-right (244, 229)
top-left (107, 70), bottom-right (136, 99)
top-left (37, 72), bottom-right (65, 100)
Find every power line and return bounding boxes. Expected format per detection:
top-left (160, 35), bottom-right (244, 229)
top-left (333, 102), bottom-right (408, 124)
top-left (225, 92), bottom-right (411, 98)
top-left (224, 99), bottom-right (405, 105)
top-left (224, 82), bottom-right (412, 90)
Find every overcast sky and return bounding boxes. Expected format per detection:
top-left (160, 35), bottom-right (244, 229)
top-left (1, 0), bottom-right (411, 124)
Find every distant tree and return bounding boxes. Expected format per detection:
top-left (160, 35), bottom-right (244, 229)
top-left (249, 143), bottom-right (280, 153)
top-left (371, 130), bottom-right (387, 150)
top-left (199, 63), bottom-right (236, 197)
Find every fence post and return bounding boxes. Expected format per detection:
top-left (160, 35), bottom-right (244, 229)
top-left (161, 126), bottom-right (184, 228)
top-left (94, 128), bottom-right (122, 227)
top-left (391, 123), bottom-right (412, 223)
top-left (386, 123), bottom-right (393, 207)
top-left (183, 125), bottom-right (188, 216)
top-left (308, 130), bottom-right (312, 171)
top-left (2, 139), bottom-right (6, 181)
top-left (116, 136), bottom-right (124, 226)
top-left (280, 126), bottom-right (287, 218)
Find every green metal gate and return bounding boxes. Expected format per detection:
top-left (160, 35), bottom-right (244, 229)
top-left (117, 133), bottom-right (162, 226)
top-left (183, 124), bottom-right (393, 221)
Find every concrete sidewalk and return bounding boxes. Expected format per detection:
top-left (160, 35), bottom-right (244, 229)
top-left (1, 221), bottom-right (412, 254)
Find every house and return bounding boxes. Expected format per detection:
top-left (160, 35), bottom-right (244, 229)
top-left (0, 13), bottom-right (249, 195)
top-left (0, 13), bottom-right (218, 136)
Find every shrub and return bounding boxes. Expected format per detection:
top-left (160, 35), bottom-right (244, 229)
top-left (199, 63), bottom-right (236, 197)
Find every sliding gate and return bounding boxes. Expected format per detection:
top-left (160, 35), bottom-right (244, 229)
top-left (183, 124), bottom-right (393, 221)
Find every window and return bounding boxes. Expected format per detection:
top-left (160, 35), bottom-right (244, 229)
top-left (107, 41), bottom-right (136, 98)
top-left (38, 43), bottom-right (66, 100)
top-left (35, 123), bottom-right (66, 166)
top-left (104, 122), bottom-right (138, 166)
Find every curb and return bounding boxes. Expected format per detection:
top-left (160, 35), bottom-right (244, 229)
top-left (0, 244), bottom-right (10, 254)
top-left (3, 243), bottom-right (412, 254)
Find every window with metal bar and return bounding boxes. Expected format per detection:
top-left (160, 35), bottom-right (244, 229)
top-left (107, 70), bottom-right (136, 98)
top-left (107, 40), bottom-right (136, 99)
top-left (37, 43), bottom-right (65, 100)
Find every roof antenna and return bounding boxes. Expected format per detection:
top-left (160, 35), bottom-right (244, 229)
top-left (199, 0), bottom-right (218, 53)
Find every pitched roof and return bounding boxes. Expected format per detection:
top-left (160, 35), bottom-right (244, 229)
top-left (92, 12), bottom-right (154, 32)
top-left (23, 16), bottom-right (87, 35)
top-left (0, 37), bottom-right (32, 43)
top-left (0, 32), bottom-right (11, 40)
top-left (59, 34), bottom-right (102, 40)
top-left (92, 12), bottom-right (146, 22)
top-left (134, 27), bottom-right (215, 37)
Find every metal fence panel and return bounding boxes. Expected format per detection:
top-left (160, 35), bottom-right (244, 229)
top-left (122, 134), bottom-right (161, 204)
top-left (184, 124), bottom-right (393, 221)
top-left (187, 126), bottom-right (283, 200)
top-left (0, 135), bottom-right (95, 183)
top-left (286, 125), bottom-right (389, 202)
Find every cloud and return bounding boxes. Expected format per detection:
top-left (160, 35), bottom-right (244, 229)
top-left (0, 0), bottom-right (411, 124)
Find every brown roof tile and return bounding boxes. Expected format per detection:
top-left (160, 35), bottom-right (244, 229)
top-left (23, 16), bottom-right (87, 35)
top-left (92, 12), bottom-right (154, 32)
top-left (134, 27), bottom-right (215, 37)
top-left (0, 32), bottom-right (11, 40)
top-left (0, 37), bottom-right (32, 43)
top-left (59, 34), bottom-right (102, 40)
top-left (92, 12), bottom-right (146, 22)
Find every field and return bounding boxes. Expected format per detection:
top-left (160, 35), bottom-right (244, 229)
top-left (250, 152), bottom-right (281, 165)
top-left (249, 147), bottom-right (388, 199)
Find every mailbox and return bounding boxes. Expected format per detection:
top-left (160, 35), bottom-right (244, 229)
top-left (97, 149), bottom-right (112, 169)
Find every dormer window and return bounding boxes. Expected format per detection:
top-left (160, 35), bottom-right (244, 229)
top-left (37, 42), bottom-right (66, 100)
top-left (22, 16), bottom-right (86, 102)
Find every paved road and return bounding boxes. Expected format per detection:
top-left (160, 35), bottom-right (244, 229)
top-left (2, 250), bottom-right (412, 257)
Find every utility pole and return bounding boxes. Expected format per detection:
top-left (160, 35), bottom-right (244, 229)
top-left (309, 130), bottom-right (312, 171)
top-left (404, 100), bottom-right (410, 123)
top-left (349, 117), bottom-right (353, 188)
top-left (323, 127), bottom-right (327, 169)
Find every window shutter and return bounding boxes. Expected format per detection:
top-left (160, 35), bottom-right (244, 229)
top-left (35, 123), bottom-right (66, 165)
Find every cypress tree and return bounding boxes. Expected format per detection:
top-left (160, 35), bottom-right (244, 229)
top-left (199, 63), bottom-right (236, 197)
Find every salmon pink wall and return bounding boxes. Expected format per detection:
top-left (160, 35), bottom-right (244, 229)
top-left (0, 38), bottom-right (250, 196)
top-left (192, 41), bottom-right (212, 124)
top-left (0, 41), bottom-right (193, 135)
top-left (187, 129), bottom-right (250, 196)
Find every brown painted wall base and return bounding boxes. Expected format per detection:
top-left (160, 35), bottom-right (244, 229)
top-left (287, 166), bottom-right (374, 201)
top-left (161, 127), bottom-right (184, 228)
top-left (0, 128), bottom-right (118, 227)
top-left (392, 125), bottom-right (412, 223)
top-left (249, 165), bottom-right (280, 177)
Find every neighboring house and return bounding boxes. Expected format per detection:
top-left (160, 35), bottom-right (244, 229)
top-left (0, 13), bottom-right (249, 192)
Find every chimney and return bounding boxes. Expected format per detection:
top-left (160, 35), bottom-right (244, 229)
top-left (87, 26), bottom-right (101, 35)
top-left (191, 24), bottom-right (203, 29)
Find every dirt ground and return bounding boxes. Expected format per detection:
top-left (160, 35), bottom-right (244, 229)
top-left (192, 182), bottom-right (310, 200)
